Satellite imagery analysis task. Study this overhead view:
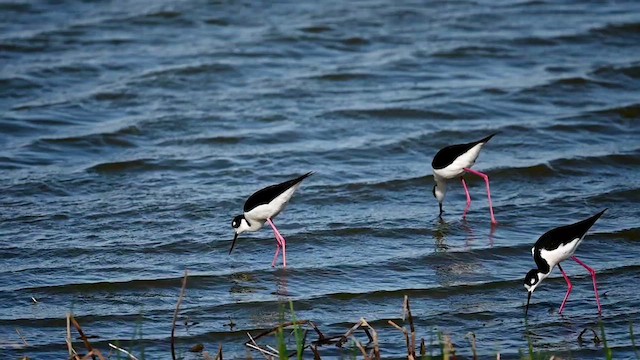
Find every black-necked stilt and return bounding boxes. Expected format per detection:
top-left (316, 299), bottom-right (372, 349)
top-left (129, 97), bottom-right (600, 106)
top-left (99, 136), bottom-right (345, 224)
top-left (431, 133), bottom-right (498, 224)
top-left (229, 172), bottom-right (313, 268)
top-left (524, 209), bottom-right (607, 316)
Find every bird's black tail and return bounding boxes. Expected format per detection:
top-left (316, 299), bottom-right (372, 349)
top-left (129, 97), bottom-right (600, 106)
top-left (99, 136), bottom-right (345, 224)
top-left (478, 132), bottom-right (499, 144)
top-left (575, 208), bottom-right (608, 235)
top-left (587, 208), bottom-right (608, 224)
top-left (283, 171), bottom-right (314, 189)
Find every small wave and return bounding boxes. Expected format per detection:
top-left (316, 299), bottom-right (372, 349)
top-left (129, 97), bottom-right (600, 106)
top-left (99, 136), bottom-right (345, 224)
top-left (0, 76), bottom-right (41, 93)
top-left (590, 22), bottom-right (640, 37)
top-left (126, 10), bottom-right (193, 26)
top-left (140, 63), bottom-right (236, 79)
top-left (494, 150), bottom-right (640, 181)
top-left (92, 91), bottom-right (138, 102)
top-left (32, 63), bottom-right (101, 78)
top-left (432, 45), bottom-right (513, 59)
top-left (299, 25), bottom-right (332, 33)
top-left (0, 2), bottom-right (32, 12)
top-left (588, 188), bottom-right (640, 203)
top-left (86, 158), bottom-right (187, 174)
top-left (599, 227), bottom-right (640, 242)
top-left (548, 22), bottom-right (640, 44)
top-left (491, 163), bottom-right (556, 180)
top-left (591, 62), bottom-right (640, 80)
top-left (204, 18), bottom-right (230, 26)
top-left (510, 36), bottom-right (558, 46)
top-left (591, 103), bottom-right (640, 120)
top-left (517, 76), bottom-right (621, 96)
top-left (32, 125), bottom-right (141, 150)
top-left (308, 72), bottom-right (374, 82)
top-left (158, 135), bottom-right (242, 146)
top-left (0, 42), bottom-right (48, 53)
top-left (0, 119), bottom-right (38, 135)
top-left (328, 107), bottom-right (455, 120)
top-left (341, 37), bottom-right (369, 46)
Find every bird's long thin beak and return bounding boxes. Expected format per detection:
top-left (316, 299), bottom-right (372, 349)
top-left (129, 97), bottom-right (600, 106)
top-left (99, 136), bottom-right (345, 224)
top-left (525, 291), bottom-right (532, 316)
top-left (229, 233), bottom-right (239, 255)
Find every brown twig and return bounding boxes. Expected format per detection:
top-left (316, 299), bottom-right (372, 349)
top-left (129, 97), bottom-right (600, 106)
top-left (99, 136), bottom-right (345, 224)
top-left (466, 332), bottom-right (477, 360)
top-left (15, 328), bottom-right (29, 347)
top-left (578, 328), bottom-right (601, 344)
top-left (246, 332), bottom-right (278, 359)
top-left (353, 338), bottom-right (369, 359)
top-left (66, 313), bottom-right (79, 360)
top-left (388, 320), bottom-right (413, 360)
top-left (171, 270), bottom-right (189, 360)
top-left (360, 319), bottom-right (380, 360)
top-left (69, 316), bottom-right (95, 358)
top-left (250, 320), bottom-right (310, 342)
top-left (311, 345), bottom-right (322, 360)
top-left (80, 349), bottom-right (106, 360)
top-left (336, 319), bottom-right (364, 347)
top-left (109, 343), bottom-right (139, 360)
top-left (403, 296), bottom-right (416, 359)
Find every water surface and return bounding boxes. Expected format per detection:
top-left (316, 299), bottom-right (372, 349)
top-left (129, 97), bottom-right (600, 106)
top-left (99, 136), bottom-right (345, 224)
top-left (2, 0), bottom-right (640, 358)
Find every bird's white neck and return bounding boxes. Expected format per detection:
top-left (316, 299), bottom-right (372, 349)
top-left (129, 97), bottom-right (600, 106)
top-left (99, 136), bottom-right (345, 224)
top-left (434, 178), bottom-right (447, 203)
top-left (243, 217), bottom-right (265, 233)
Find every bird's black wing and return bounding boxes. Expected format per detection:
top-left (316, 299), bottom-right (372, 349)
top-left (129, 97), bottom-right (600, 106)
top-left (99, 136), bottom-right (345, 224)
top-left (431, 133), bottom-right (497, 170)
top-left (243, 172), bottom-right (313, 212)
top-left (536, 209), bottom-right (607, 251)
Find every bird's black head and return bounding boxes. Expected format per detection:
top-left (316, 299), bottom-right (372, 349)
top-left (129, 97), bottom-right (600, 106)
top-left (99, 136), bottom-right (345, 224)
top-left (524, 269), bottom-right (540, 291)
top-left (524, 268), bottom-right (541, 316)
top-left (229, 215), bottom-right (246, 255)
top-left (231, 215), bottom-right (244, 229)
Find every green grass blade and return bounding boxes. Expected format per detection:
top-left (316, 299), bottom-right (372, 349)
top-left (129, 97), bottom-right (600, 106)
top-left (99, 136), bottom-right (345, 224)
top-left (630, 321), bottom-right (639, 360)
top-left (289, 301), bottom-right (304, 360)
top-left (599, 320), bottom-right (613, 360)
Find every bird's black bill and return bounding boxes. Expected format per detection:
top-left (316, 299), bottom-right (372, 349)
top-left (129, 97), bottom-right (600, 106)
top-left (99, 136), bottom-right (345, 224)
top-left (229, 233), bottom-right (239, 255)
top-left (525, 291), bottom-right (532, 316)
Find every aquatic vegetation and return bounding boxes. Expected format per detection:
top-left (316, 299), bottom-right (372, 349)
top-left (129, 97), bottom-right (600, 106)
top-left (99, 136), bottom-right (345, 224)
top-left (37, 272), bottom-right (635, 360)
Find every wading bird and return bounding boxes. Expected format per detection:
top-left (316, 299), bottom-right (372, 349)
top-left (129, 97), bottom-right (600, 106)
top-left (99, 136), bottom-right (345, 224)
top-left (432, 133), bottom-right (498, 224)
top-left (229, 172), bottom-right (313, 268)
top-left (524, 209), bottom-right (607, 315)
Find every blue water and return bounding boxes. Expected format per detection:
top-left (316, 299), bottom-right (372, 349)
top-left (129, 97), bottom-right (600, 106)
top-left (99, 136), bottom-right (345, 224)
top-left (2, 0), bottom-right (640, 358)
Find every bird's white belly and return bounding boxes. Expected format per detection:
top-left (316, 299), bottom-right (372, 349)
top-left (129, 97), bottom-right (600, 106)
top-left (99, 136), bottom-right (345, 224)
top-left (245, 183), bottom-right (300, 223)
top-left (433, 166), bottom-right (464, 180)
top-left (246, 203), bottom-right (281, 221)
top-left (433, 144), bottom-right (482, 180)
top-left (540, 238), bottom-right (581, 268)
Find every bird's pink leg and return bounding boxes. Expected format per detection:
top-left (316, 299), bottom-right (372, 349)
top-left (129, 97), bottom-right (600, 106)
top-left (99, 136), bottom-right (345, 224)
top-left (267, 218), bottom-right (287, 268)
top-left (461, 177), bottom-right (472, 218)
top-left (463, 168), bottom-right (497, 224)
top-left (572, 256), bottom-right (602, 314)
top-left (271, 234), bottom-right (282, 268)
top-left (557, 264), bottom-right (573, 314)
